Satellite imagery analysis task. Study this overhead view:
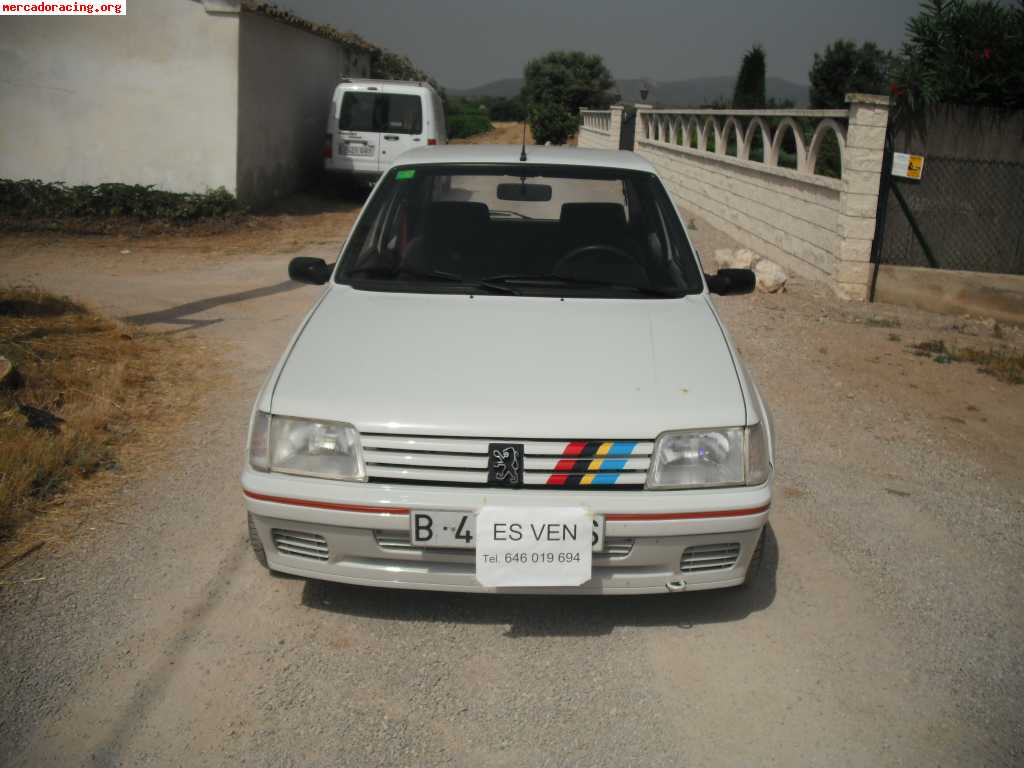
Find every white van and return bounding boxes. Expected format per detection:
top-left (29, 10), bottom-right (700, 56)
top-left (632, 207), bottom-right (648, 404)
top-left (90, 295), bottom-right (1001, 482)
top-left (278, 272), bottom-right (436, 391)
top-left (323, 79), bottom-right (447, 183)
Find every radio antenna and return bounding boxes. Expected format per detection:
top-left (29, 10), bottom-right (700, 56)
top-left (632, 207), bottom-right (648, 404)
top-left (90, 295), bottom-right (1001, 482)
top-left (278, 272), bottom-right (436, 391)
top-left (519, 120), bottom-right (528, 162)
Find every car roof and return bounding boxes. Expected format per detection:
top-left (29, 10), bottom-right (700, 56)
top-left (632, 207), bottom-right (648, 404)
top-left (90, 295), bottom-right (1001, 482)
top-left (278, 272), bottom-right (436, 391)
top-left (397, 145), bottom-right (657, 173)
top-left (335, 78), bottom-right (435, 92)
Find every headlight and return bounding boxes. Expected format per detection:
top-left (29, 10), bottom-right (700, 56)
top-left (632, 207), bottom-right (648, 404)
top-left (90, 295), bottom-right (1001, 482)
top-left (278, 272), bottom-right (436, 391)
top-left (248, 412), bottom-right (366, 481)
top-left (646, 424), bottom-right (770, 489)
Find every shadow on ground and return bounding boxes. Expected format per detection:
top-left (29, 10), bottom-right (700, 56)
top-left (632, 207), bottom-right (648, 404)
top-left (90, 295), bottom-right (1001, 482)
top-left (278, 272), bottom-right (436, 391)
top-left (260, 182), bottom-right (371, 216)
top-left (123, 280), bottom-right (302, 332)
top-left (301, 526), bottom-right (779, 637)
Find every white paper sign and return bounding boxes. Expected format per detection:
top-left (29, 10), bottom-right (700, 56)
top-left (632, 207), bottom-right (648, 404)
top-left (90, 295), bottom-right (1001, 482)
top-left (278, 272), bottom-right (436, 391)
top-left (475, 507), bottom-right (593, 588)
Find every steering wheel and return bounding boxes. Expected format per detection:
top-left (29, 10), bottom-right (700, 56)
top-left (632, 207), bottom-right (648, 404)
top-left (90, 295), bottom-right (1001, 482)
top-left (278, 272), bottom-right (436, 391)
top-left (552, 244), bottom-right (639, 277)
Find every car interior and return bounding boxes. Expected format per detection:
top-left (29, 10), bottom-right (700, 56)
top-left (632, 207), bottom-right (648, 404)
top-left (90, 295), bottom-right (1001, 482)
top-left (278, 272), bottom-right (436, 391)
top-left (396, 199), bottom-right (660, 288)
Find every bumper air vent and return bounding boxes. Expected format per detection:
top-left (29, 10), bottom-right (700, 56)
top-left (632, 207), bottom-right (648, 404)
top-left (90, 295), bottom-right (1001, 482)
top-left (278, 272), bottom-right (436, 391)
top-left (679, 542), bottom-right (740, 573)
top-left (272, 529), bottom-right (329, 561)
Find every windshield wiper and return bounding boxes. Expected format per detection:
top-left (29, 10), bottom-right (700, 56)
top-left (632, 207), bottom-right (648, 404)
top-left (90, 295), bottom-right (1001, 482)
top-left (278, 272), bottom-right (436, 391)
top-left (489, 209), bottom-right (533, 220)
top-left (481, 274), bottom-right (684, 297)
top-left (346, 266), bottom-right (520, 294)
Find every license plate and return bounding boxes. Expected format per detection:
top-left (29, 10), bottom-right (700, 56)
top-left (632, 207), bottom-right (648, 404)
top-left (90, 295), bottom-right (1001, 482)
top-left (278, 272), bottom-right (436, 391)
top-left (410, 510), bottom-right (604, 551)
top-left (341, 142), bottom-right (373, 156)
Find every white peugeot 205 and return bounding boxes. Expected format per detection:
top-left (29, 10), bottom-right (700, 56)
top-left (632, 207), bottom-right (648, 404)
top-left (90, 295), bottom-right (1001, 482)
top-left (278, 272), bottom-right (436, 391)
top-left (242, 145), bottom-right (774, 594)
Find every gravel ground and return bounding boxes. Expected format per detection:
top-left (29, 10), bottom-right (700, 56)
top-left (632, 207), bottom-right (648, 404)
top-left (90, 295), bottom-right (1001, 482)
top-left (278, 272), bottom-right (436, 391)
top-left (0, 202), bottom-right (1021, 767)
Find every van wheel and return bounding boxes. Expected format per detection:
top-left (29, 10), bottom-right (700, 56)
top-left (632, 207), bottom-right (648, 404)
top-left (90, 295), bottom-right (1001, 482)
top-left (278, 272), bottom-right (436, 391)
top-left (247, 512), bottom-right (269, 569)
top-left (743, 525), bottom-right (766, 587)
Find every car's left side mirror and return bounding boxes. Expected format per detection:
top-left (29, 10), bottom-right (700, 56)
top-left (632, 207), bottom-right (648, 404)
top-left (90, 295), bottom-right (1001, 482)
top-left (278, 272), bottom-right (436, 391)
top-left (705, 268), bottom-right (756, 296)
top-left (289, 257), bottom-right (332, 285)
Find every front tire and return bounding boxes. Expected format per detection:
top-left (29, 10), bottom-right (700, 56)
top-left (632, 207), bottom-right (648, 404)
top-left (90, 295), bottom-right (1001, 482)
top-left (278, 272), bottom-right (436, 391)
top-left (743, 525), bottom-right (766, 587)
top-left (247, 512), bottom-right (269, 569)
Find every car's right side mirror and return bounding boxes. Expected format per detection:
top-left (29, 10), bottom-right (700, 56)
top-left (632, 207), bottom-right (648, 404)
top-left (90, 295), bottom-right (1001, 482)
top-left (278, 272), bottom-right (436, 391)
top-left (705, 268), bottom-right (756, 296)
top-left (288, 257), bottom-right (332, 285)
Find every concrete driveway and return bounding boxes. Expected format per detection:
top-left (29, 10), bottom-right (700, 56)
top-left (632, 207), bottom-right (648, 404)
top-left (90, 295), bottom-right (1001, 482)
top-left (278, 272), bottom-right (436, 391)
top-left (1, 208), bottom-right (1021, 767)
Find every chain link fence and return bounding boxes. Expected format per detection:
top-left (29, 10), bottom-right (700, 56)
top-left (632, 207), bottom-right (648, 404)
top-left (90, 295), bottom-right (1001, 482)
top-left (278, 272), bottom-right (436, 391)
top-left (878, 156), bottom-right (1024, 275)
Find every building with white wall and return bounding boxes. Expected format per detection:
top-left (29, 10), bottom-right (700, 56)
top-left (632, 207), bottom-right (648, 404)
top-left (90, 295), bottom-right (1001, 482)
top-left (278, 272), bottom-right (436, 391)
top-left (0, 0), bottom-right (375, 206)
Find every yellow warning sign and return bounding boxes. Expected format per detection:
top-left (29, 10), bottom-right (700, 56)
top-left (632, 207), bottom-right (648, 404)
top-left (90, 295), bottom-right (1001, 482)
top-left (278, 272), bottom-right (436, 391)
top-left (892, 152), bottom-right (925, 180)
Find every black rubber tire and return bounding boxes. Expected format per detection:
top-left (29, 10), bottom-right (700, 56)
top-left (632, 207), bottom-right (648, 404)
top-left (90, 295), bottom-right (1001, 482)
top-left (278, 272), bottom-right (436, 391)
top-left (743, 525), bottom-right (766, 587)
top-left (247, 512), bottom-right (269, 569)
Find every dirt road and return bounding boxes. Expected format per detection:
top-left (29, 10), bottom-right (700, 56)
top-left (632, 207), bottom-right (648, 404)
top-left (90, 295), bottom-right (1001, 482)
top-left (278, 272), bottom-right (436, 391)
top-left (1, 190), bottom-right (1022, 766)
top-left (449, 121), bottom-right (534, 145)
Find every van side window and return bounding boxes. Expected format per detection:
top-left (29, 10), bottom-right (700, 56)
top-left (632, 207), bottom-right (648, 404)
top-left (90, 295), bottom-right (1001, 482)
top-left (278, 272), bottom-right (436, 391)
top-left (382, 94), bottom-right (422, 135)
top-left (339, 92), bottom-right (377, 132)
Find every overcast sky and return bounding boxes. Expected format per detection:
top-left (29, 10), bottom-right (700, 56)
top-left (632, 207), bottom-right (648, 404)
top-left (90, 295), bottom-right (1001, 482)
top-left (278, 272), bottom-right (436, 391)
top-left (279, 0), bottom-right (923, 89)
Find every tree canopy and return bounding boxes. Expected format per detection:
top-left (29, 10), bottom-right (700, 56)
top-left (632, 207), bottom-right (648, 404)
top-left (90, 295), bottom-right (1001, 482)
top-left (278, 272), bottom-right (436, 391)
top-left (809, 40), bottom-right (896, 108)
top-left (522, 51), bottom-right (616, 145)
top-left (732, 45), bottom-right (766, 108)
top-left (893, 0), bottom-right (1024, 113)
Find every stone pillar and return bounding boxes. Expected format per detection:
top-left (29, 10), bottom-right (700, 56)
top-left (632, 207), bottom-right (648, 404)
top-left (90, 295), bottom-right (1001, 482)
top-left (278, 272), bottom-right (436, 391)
top-left (834, 93), bottom-right (890, 301)
top-left (634, 103), bottom-right (653, 152)
top-left (609, 105), bottom-right (624, 148)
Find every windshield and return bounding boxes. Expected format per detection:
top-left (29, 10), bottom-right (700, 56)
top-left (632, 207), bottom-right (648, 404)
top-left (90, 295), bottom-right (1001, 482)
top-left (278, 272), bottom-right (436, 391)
top-left (336, 164), bottom-right (702, 298)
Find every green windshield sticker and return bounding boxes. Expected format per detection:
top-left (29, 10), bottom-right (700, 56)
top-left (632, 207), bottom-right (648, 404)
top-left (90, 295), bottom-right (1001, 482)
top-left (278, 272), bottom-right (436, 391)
top-left (395, 169), bottom-right (416, 180)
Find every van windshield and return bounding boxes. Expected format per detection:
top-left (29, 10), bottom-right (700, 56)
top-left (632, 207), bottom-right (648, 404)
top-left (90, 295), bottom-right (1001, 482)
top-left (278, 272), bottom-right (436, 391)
top-left (337, 164), bottom-right (703, 298)
top-left (339, 93), bottom-right (423, 135)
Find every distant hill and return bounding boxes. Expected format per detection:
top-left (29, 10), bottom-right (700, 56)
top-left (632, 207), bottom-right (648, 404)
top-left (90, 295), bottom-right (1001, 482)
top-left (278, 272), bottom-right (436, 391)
top-left (448, 76), bottom-right (810, 107)
top-left (448, 78), bottom-right (525, 100)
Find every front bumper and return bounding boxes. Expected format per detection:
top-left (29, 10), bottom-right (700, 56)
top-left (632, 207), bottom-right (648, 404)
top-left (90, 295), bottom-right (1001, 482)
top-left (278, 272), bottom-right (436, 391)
top-left (242, 468), bottom-right (771, 595)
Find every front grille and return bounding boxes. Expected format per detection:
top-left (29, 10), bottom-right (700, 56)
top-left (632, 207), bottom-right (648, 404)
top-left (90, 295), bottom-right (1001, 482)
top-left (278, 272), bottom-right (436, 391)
top-left (679, 542), bottom-right (740, 573)
top-left (362, 434), bottom-right (654, 489)
top-left (272, 529), bottom-right (329, 561)
top-left (374, 530), bottom-right (635, 558)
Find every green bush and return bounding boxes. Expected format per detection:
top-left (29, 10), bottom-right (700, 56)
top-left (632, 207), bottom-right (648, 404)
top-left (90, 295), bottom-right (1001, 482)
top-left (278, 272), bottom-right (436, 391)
top-left (895, 0), bottom-right (1024, 112)
top-left (522, 51), bottom-right (616, 145)
top-left (447, 113), bottom-right (493, 139)
top-left (0, 180), bottom-right (243, 221)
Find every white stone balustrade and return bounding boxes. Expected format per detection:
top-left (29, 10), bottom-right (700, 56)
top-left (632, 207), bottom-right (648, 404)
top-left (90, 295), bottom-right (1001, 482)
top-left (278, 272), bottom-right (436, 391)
top-left (622, 95), bottom-right (890, 301)
top-left (578, 106), bottom-right (622, 151)
top-left (637, 108), bottom-right (851, 180)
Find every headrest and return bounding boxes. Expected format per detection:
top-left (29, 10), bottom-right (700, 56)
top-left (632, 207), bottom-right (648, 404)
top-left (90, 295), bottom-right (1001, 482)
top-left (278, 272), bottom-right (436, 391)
top-left (559, 203), bottom-right (627, 233)
top-left (424, 201), bottom-right (490, 239)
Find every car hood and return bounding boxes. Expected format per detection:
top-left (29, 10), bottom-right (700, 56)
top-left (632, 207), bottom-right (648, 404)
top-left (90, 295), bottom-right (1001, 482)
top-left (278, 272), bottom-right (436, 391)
top-left (271, 287), bottom-right (746, 439)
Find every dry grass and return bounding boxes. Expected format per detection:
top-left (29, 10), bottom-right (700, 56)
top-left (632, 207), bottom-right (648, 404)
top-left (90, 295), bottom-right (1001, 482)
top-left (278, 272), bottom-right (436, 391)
top-left (910, 338), bottom-right (1024, 385)
top-left (0, 287), bottom-right (194, 545)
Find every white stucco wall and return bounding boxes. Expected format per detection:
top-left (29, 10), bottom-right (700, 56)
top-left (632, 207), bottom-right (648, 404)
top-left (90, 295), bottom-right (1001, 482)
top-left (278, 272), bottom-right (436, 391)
top-left (0, 0), bottom-right (240, 193)
top-left (236, 11), bottom-right (371, 206)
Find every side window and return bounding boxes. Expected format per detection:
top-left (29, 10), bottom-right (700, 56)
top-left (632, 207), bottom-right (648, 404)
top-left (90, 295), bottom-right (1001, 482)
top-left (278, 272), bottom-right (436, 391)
top-left (381, 94), bottom-right (423, 135)
top-left (339, 92), bottom-right (377, 131)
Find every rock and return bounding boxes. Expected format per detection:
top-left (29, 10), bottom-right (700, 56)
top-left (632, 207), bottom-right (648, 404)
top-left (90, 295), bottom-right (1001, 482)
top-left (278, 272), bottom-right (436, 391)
top-left (755, 259), bottom-right (788, 293)
top-left (714, 248), bottom-right (760, 270)
top-left (733, 248), bottom-right (760, 269)
top-left (0, 355), bottom-right (19, 388)
top-left (713, 249), bottom-right (735, 269)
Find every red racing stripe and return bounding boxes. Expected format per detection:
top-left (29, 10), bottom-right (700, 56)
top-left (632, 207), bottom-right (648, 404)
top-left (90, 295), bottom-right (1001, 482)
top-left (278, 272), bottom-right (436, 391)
top-left (605, 504), bottom-right (770, 521)
top-left (546, 474), bottom-right (569, 486)
top-left (243, 490), bottom-right (410, 515)
top-left (563, 441), bottom-right (587, 456)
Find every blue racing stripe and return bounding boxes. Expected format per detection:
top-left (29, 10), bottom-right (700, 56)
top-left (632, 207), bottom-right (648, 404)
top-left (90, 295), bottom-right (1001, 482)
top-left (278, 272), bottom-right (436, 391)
top-left (607, 441), bottom-right (637, 457)
top-left (589, 473), bottom-right (620, 485)
top-left (599, 459), bottom-right (626, 471)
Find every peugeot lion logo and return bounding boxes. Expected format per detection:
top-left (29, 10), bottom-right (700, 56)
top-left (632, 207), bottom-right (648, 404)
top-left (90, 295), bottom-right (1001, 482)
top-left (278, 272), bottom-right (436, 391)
top-left (487, 443), bottom-right (524, 487)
